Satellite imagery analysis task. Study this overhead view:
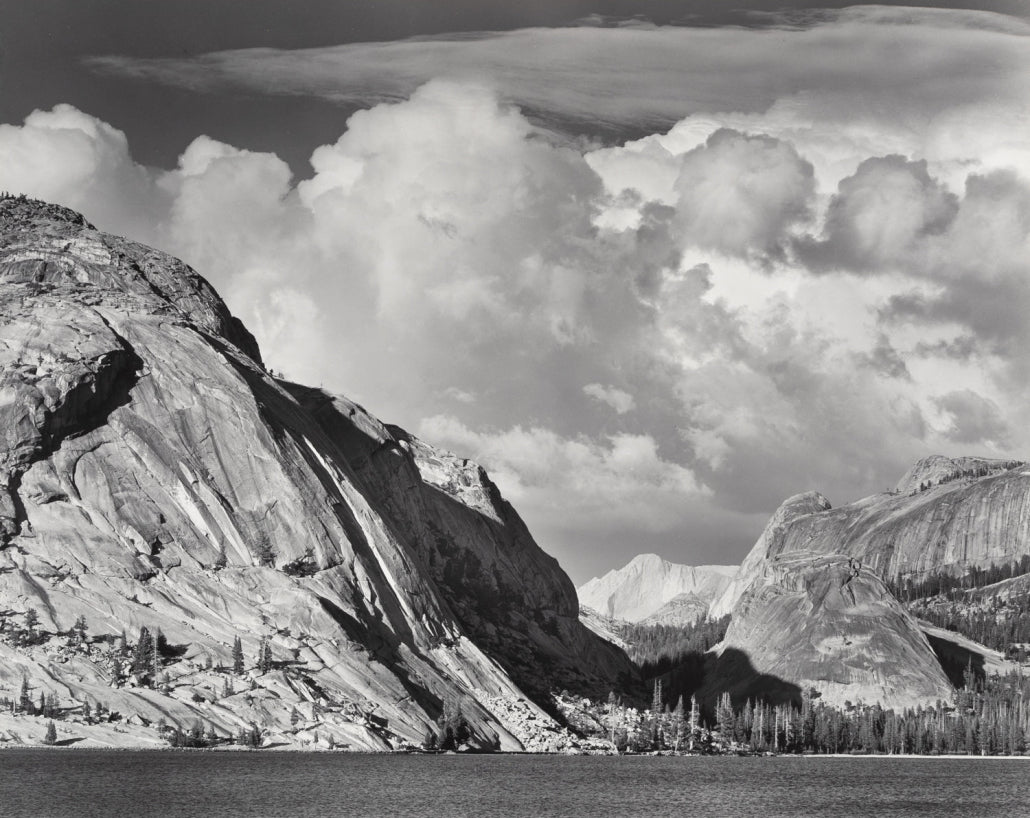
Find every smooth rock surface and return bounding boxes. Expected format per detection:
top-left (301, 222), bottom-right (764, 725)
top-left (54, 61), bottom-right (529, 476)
top-left (0, 198), bottom-right (637, 749)
top-left (706, 552), bottom-right (954, 710)
top-left (577, 554), bottom-right (735, 624)
top-left (704, 461), bottom-right (1030, 709)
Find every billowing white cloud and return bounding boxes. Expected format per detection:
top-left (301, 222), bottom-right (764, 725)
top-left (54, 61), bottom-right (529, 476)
top-left (583, 383), bottom-right (635, 415)
top-left (0, 104), bottom-right (164, 240)
top-left (672, 129), bottom-right (814, 263)
top-left (417, 415), bottom-right (714, 579)
top-left (798, 155), bottom-right (958, 272)
top-left (3, 9), bottom-right (1030, 581)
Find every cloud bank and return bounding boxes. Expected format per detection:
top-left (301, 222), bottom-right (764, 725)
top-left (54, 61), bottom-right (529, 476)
top-left (3, 8), bottom-right (1030, 581)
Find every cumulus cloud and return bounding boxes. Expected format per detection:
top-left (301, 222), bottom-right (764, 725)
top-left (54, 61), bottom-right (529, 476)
top-left (583, 383), bottom-right (635, 415)
top-left (0, 104), bottom-right (164, 240)
top-left (798, 156), bottom-right (958, 272)
top-left (417, 415), bottom-right (715, 579)
top-left (673, 129), bottom-right (814, 263)
top-left (932, 390), bottom-right (1009, 446)
top-left (870, 169), bottom-right (1030, 368)
top-left (3, 9), bottom-right (1030, 579)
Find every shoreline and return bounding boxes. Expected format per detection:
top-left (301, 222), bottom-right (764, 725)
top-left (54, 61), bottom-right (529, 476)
top-left (3, 744), bottom-right (1029, 759)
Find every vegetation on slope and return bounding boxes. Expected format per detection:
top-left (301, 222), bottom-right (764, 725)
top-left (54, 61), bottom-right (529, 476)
top-left (579, 667), bottom-right (1030, 755)
top-left (888, 556), bottom-right (1030, 654)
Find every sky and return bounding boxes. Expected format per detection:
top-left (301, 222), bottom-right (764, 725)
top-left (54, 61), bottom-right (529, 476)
top-left (2, 2), bottom-right (1029, 584)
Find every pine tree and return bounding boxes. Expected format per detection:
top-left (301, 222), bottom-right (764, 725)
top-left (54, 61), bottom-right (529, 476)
top-left (43, 721), bottom-right (57, 746)
top-left (715, 692), bottom-right (734, 746)
top-left (437, 697), bottom-right (471, 750)
top-left (651, 678), bottom-right (663, 712)
top-left (801, 687), bottom-right (816, 748)
top-left (253, 534), bottom-right (274, 567)
top-left (19, 677), bottom-right (31, 714)
top-left (232, 637), bottom-right (244, 674)
top-left (607, 691), bottom-right (619, 747)
top-left (151, 632), bottom-right (161, 685)
top-left (73, 615), bottom-right (88, 645)
top-left (290, 706), bottom-right (300, 728)
top-left (21, 608), bottom-right (40, 645)
top-left (130, 627), bottom-right (154, 679)
top-left (672, 696), bottom-right (687, 752)
top-left (688, 694), bottom-right (701, 751)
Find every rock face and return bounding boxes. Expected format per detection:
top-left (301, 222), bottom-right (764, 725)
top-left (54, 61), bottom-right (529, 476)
top-left (705, 552), bottom-right (954, 710)
top-left (706, 461), bottom-right (1030, 709)
top-left (577, 554), bottom-right (736, 624)
top-left (713, 460), bottom-right (1030, 620)
top-left (0, 197), bottom-right (636, 749)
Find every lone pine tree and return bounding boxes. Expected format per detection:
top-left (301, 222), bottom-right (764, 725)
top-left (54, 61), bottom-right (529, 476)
top-left (130, 627), bottom-right (154, 679)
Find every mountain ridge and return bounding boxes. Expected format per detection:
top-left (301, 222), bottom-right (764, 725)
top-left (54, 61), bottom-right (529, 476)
top-left (0, 196), bottom-right (637, 750)
top-left (577, 553), bottom-right (735, 624)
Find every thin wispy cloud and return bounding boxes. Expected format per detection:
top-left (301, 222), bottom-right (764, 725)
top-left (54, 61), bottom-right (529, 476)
top-left (85, 7), bottom-right (1030, 137)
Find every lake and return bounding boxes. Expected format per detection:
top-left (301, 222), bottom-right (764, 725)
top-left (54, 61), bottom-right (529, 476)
top-left (1, 751), bottom-right (1028, 817)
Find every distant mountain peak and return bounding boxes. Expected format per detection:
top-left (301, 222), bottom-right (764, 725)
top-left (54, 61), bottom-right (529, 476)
top-left (578, 554), bottom-right (736, 624)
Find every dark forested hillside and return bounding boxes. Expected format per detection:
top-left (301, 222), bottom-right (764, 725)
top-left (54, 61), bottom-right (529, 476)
top-left (888, 558), bottom-right (1030, 654)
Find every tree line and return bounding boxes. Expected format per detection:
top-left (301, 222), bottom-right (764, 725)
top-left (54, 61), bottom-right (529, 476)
top-left (888, 555), bottom-right (1030, 602)
top-left (886, 556), bottom-right (1030, 653)
top-left (914, 461), bottom-right (1024, 493)
top-left (594, 665), bottom-right (1030, 755)
top-left (613, 615), bottom-right (730, 672)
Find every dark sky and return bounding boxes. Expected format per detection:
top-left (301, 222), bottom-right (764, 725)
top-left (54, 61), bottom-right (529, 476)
top-left (3, 0), bottom-right (1027, 172)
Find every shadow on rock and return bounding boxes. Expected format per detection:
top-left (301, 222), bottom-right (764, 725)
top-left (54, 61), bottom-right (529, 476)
top-left (656, 646), bottom-right (802, 711)
top-left (925, 631), bottom-right (986, 689)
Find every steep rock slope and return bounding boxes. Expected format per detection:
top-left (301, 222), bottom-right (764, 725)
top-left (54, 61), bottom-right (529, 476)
top-left (0, 197), bottom-right (636, 749)
top-left (705, 487), bottom-right (969, 709)
top-left (704, 551), bottom-right (954, 710)
top-left (288, 386), bottom-right (635, 705)
top-left (577, 554), bottom-right (735, 624)
top-left (713, 457), bottom-right (1030, 620)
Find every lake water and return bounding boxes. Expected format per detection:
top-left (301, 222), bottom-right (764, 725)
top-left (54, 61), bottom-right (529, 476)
top-left (1, 751), bottom-right (1028, 817)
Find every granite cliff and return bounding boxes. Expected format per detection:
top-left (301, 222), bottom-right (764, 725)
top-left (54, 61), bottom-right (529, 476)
top-left (713, 455), bottom-right (1030, 622)
top-left (577, 554), bottom-right (735, 625)
top-left (706, 456), bottom-right (1030, 709)
top-left (0, 197), bottom-right (636, 750)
